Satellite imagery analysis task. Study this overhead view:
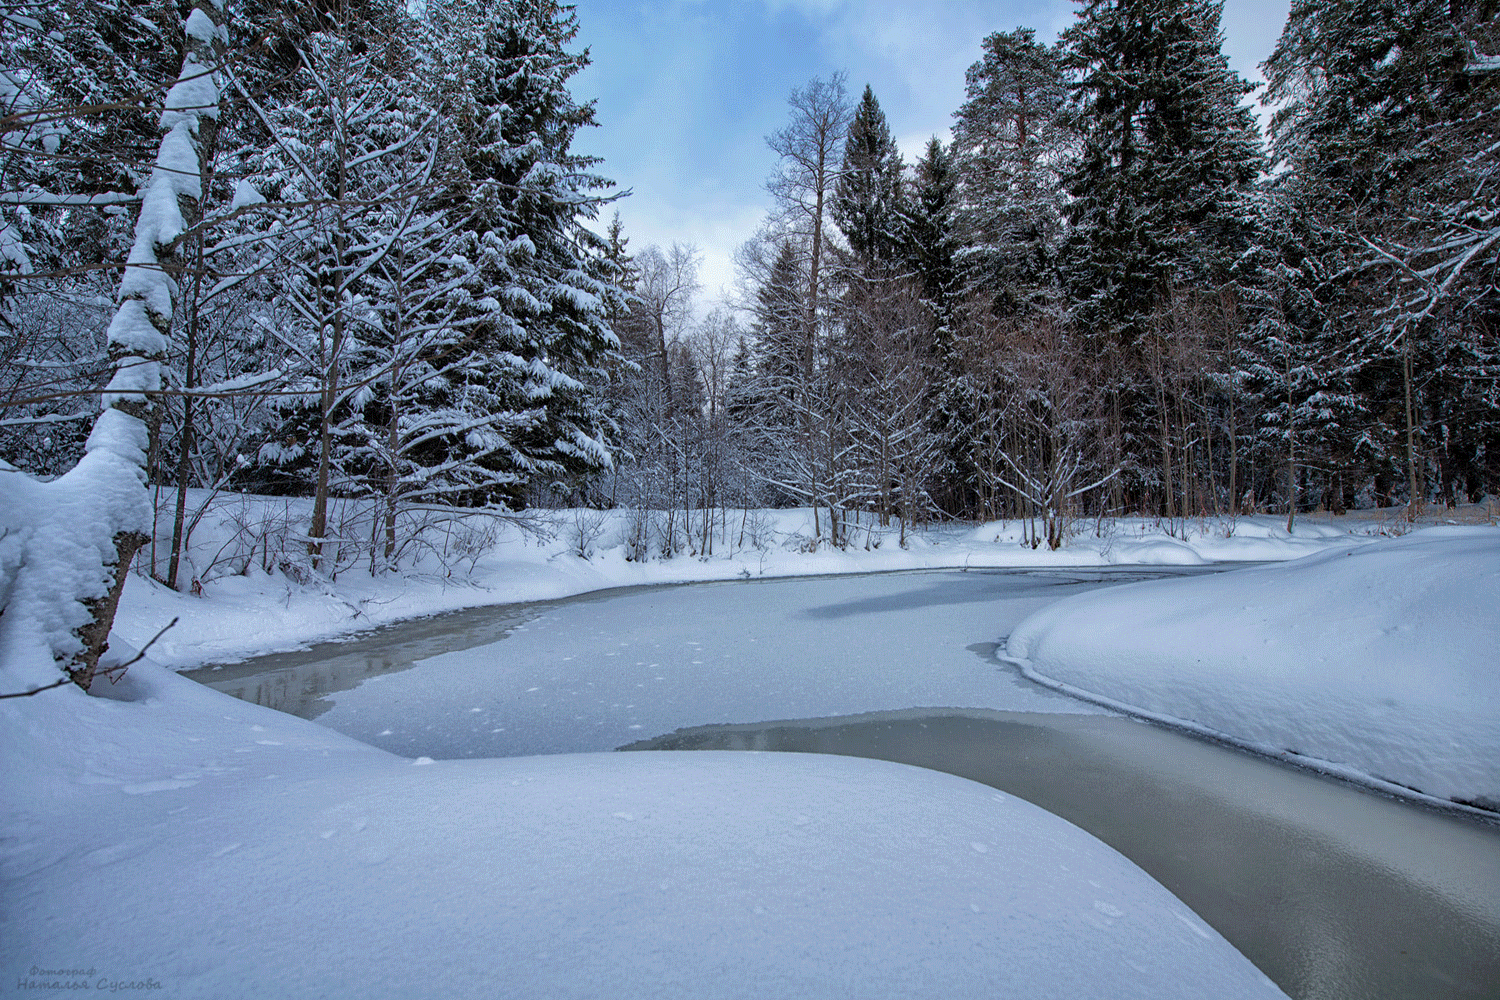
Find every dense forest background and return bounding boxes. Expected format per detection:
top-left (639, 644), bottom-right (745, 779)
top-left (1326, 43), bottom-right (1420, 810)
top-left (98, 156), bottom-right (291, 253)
top-left (3, 0), bottom-right (1497, 583)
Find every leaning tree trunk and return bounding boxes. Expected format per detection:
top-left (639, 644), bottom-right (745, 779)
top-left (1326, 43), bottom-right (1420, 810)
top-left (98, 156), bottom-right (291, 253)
top-left (62, 2), bottom-right (225, 688)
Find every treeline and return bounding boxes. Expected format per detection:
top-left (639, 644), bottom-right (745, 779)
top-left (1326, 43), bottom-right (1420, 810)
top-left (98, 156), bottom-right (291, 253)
top-left (3, 0), bottom-right (1497, 583)
top-left (602, 0), bottom-right (1499, 550)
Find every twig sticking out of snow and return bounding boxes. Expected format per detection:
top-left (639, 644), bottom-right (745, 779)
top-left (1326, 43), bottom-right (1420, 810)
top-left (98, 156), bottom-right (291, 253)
top-left (0, 616), bottom-right (179, 699)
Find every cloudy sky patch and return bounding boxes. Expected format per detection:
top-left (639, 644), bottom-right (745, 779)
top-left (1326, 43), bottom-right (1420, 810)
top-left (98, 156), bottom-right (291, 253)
top-left (571, 0), bottom-right (1291, 315)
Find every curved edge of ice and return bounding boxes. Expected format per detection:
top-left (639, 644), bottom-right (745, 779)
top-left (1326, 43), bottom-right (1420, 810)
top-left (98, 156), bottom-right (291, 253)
top-left (996, 648), bottom-right (1500, 822)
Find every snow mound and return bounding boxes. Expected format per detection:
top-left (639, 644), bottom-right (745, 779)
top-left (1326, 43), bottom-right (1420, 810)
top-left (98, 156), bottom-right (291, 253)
top-left (1108, 538), bottom-right (1207, 565)
top-left (1004, 527), bottom-right (1500, 809)
top-left (1, 661), bottom-right (1285, 999)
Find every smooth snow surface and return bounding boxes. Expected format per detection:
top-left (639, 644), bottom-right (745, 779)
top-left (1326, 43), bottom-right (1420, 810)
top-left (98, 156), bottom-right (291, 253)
top-left (1005, 527), bottom-right (1500, 809)
top-left (0, 662), bottom-right (1285, 999)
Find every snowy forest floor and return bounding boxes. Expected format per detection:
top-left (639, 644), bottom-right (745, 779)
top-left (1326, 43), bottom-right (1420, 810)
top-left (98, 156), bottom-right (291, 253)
top-left (5, 497), bottom-right (1497, 998)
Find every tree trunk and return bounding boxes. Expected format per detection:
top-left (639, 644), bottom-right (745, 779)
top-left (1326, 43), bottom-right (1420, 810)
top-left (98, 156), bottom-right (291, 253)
top-left (309, 113), bottom-right (351, 572)
top-left (1402, 326), bottom-right (1422, 515)
top-left (1285, 345), bottom-right (1297, 535)
top-left (66, 0), bottom-right (226, 688)
top-left (167, 229), bottom-right (206, 591)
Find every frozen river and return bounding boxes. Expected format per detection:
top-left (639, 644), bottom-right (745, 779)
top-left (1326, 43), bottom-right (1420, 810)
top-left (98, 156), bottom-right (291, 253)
top-left (187, 567), bottom-right (1179, 757)
top-left (185, 567), bottom-right (1500, 1000)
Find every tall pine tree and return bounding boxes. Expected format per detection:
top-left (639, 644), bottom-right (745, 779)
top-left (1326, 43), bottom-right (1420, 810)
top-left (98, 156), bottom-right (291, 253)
top-left (951, 27), bottom-right (1072, 318)
top-left (1060, 0), bottom-right (1264, 512)
top-left (423, 0), bottom-right (622, 507)
top-left (1062, 0), bottom-right (1262, 338)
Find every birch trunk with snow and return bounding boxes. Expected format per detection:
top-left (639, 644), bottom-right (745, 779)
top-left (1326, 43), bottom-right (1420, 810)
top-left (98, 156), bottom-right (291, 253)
top-left (1, 2), bottom-right (225, 690)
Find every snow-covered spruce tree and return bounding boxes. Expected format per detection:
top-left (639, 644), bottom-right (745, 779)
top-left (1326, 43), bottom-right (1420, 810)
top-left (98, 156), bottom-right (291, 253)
top-left (832, 85), bottom-right (904, 271)
top-left (420, 0), bottom-right (622, 511)
top-left (900, 137), bottom-right (973, 515)
top-left (735, 237), bottom-right (807, 508)
top-left (1264, 0), bottom-right (1500, 506)
top-left (0, 0), bottom-right (181, 249)
top-left (0, 1), bottom-right (225, 691)
top-left (584, 210), bottom-right (636, 508)
top-left (951, 27), bottom-right (1072, 319)
top-left (1229, 180), bottom-right (1371, 515)
top-left (831, 85), bottom-right (912, 533)
top-left (903, 138), bottom-right (963, 346)
top-left (1060, 0), bottom-right (1263, 514)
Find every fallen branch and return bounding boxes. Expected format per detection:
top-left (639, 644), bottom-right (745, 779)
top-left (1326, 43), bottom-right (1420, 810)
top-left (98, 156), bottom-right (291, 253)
top-left (0, 616), bottom-right (179, 699)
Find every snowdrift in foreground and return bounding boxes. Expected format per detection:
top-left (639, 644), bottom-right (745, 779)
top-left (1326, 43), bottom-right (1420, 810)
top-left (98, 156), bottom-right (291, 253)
top-left (1004, 527), bottom-right (1500, 810)
top-left (0, 660), bottom-right (1284, 999)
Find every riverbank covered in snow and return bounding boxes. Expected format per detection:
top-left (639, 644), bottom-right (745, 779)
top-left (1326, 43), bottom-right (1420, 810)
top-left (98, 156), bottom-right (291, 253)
top-left (114, 492), bottom-right (1403, 670)
top-left (1003, 527), bottom-right (1500, 813)
top-left (4, 499), bottom-right (1495, 996)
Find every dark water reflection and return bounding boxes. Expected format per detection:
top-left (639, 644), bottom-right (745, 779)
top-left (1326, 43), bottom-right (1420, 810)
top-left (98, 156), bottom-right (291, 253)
top-left (179, 601), bottom-right (546, 718)
top-left (625, 709), bottom-right (1500, 1000)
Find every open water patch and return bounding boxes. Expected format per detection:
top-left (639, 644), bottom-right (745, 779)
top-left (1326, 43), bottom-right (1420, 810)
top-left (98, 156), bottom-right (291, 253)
top-left (624, 708), bottom-right (1500, 1000)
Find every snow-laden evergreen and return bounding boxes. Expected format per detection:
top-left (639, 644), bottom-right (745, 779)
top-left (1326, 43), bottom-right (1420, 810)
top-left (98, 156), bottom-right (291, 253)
top-left (423, 0), bottom-right (622, 506)
top-left (1264, 0), bottom-right (1500, 507)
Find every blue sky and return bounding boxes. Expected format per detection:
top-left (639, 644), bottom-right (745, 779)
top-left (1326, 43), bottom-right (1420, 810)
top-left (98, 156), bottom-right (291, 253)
top-left (570, 0), bottom-right (1292, 313)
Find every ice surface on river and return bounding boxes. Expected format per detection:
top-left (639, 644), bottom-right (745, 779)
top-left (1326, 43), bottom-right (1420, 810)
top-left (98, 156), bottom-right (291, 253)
top-left (316, 570), bottom-right (1124, 757)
